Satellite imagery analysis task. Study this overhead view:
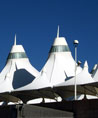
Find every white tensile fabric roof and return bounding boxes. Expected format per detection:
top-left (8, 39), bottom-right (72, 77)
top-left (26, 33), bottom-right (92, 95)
top-left (0, 29), bottom-right (97, 103)
top-left (10, 28), bottom-right (98, 103)
top-left (0, 35), bottom-right (39, 93)
top-left (55, 61), bottom-right (94, 86)
top-left (53, 61), bottom-right (98, 99)
top-left (40, 27), bottom-right (82, 85)
top-left (12, 27), bottom-right (82, 92)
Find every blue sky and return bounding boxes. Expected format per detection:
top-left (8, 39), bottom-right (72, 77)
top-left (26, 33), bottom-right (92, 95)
top-left (0, 0), bottom-right (98, 72)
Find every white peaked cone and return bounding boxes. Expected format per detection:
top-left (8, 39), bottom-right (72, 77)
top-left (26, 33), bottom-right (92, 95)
top-left (41, 27), bottom-right (82, 85)
top-left (83, 61), bottom-right (89, 71)
top-left (0, 35), bottom-right (39, 92)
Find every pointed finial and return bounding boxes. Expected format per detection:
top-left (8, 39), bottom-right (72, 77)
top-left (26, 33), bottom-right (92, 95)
top-left (57, 25), bottom-right (59, 38)
top-left (83, 61), bottom-right (88, 71)
top-left (14, 34), bottom-right (16, 45)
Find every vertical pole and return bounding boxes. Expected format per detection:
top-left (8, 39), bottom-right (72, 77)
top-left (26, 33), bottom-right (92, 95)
top-left (75, 46), bottom-right (77, 100)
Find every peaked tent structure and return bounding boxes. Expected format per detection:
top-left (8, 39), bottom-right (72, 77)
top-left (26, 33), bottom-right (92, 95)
top-left (0, 35), bottom-right (39, 102)
top-left (41, 26), bottom-right (82, 85)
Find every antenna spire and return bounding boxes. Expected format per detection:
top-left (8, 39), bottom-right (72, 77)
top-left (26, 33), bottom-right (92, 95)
top-left (57, 25), bottom-right (59, 38)
top-left (14, 34), bottom-right (16, 45)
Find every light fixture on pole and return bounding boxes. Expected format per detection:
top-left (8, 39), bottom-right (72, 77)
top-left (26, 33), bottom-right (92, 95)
top-left (73, 40), bottom-right (79, 100)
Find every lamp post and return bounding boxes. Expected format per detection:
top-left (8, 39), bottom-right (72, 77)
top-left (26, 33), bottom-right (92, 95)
top-left (73, 40), bottom-right (79, 100)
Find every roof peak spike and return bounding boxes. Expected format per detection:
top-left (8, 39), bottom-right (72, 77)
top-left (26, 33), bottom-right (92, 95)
top-left (14, 34), bottom-right (16, 45)
top-left (83, 60), bottom-right (88, 70)
top-left (57, 25), bottom-right (59, 38)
